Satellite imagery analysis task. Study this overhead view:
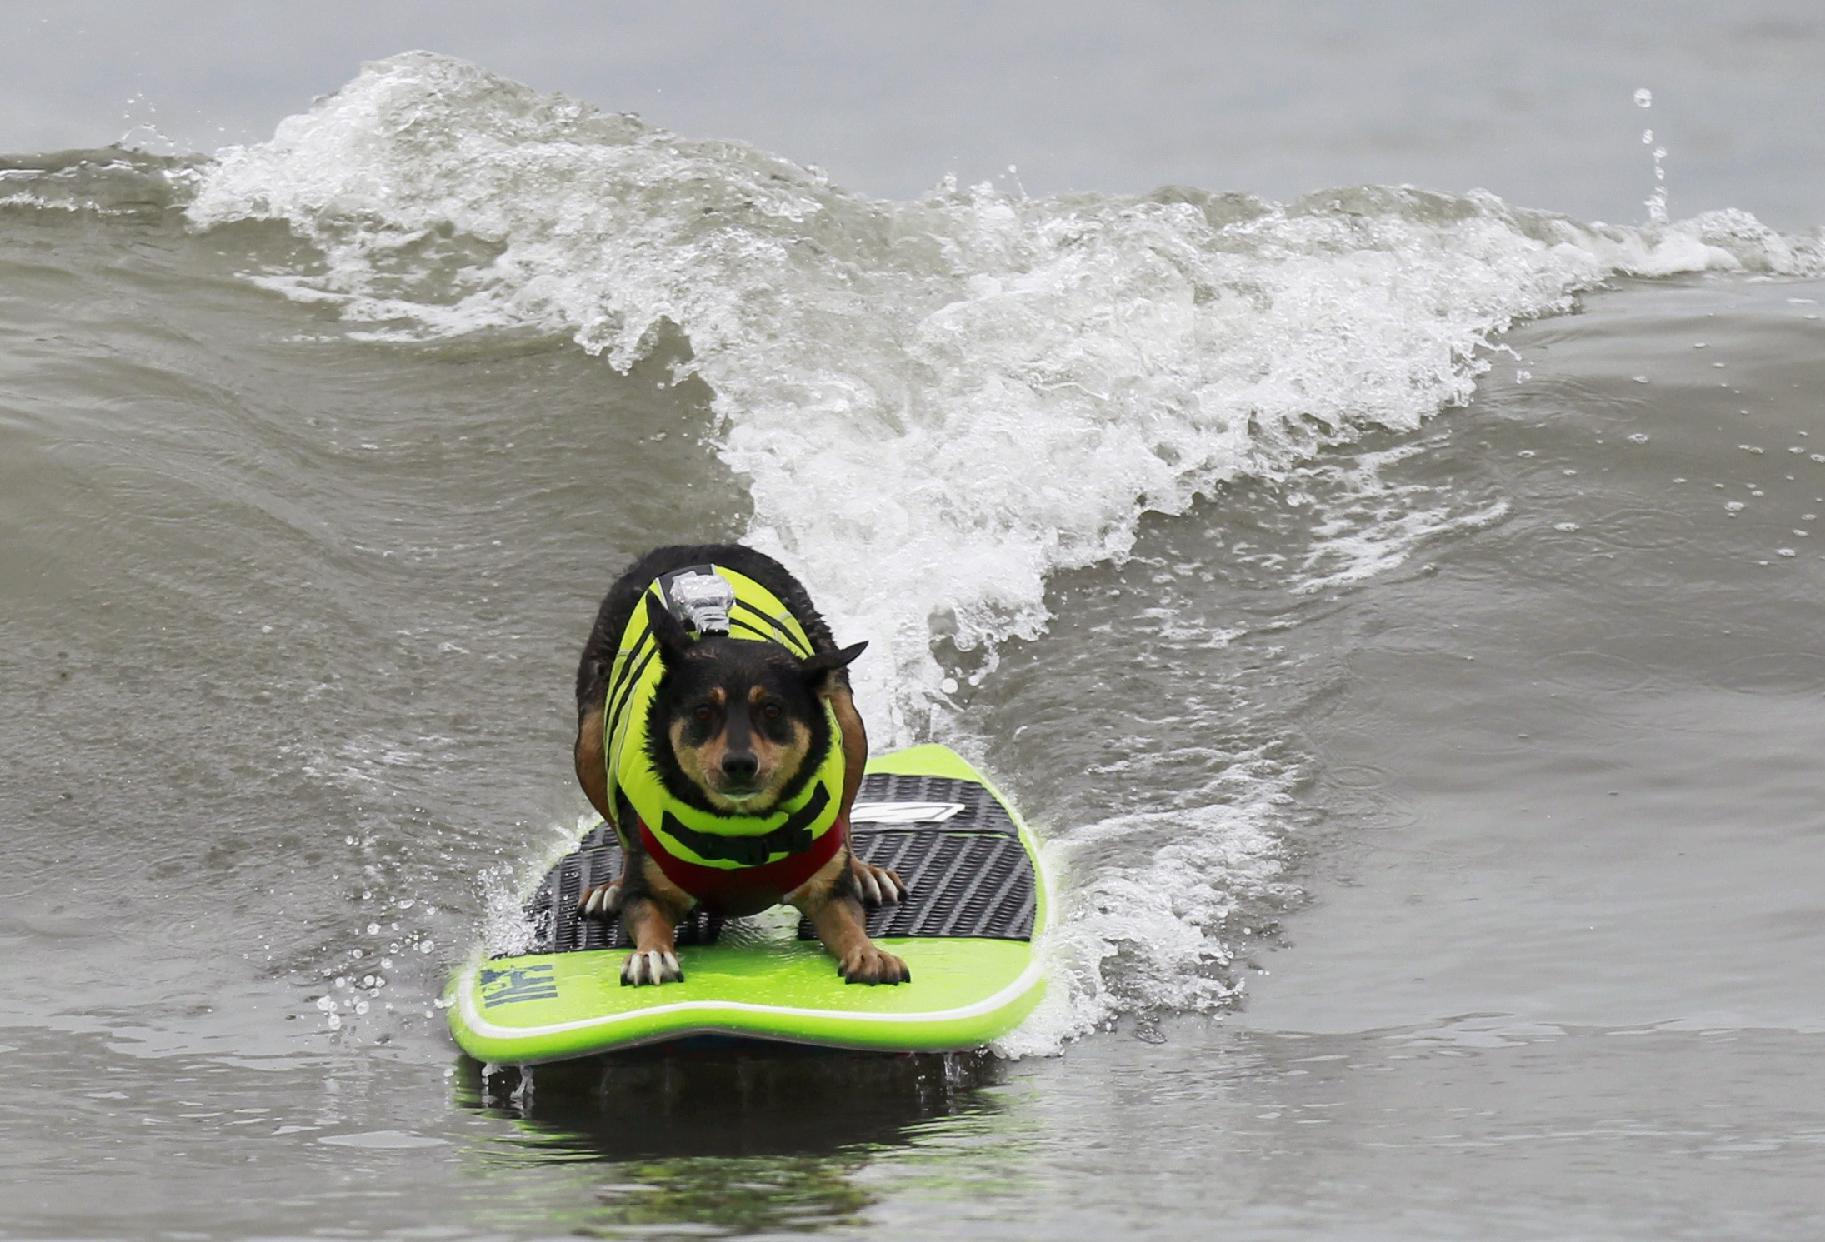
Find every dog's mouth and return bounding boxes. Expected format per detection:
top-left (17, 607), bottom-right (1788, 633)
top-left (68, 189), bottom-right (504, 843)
top-left (707, 774), bottom-right (771, 807)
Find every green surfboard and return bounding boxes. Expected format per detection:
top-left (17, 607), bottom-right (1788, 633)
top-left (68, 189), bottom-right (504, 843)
top-left (446, 745), bottom-right (1047, 1063)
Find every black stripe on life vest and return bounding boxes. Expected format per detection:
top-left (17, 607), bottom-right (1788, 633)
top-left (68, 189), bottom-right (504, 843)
top-left (725, 616), bottom-right (781, 646)
top-left (730, 598), bottom-right (811, 658)
top-left (659, 783), bottom-right (831, 867)
top-left (604, 641), bottom-right (656, 747)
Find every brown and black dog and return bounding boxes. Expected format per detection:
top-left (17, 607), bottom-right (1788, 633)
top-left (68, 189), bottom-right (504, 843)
top-left (572, 545), bottom-right (909, 986)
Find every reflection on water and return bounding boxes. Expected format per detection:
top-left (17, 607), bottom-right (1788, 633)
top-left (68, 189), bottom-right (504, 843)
top-left (451, 1045), bottom-right (1005, 1237)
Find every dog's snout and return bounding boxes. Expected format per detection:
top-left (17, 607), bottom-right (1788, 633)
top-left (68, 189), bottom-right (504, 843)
top-left (721, 750), bottom-right (758, 780)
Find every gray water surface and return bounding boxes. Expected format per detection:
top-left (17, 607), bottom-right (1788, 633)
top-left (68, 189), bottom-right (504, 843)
top-left (4, 13), bottom-right (1824, 1242)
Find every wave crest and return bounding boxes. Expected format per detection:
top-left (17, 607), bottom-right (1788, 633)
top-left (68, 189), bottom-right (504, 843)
top-left (185, 54), bottom-right (1822, 736)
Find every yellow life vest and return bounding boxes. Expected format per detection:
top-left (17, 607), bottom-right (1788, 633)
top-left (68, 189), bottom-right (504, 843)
top-left (601, 564), bottom-right (847, 873)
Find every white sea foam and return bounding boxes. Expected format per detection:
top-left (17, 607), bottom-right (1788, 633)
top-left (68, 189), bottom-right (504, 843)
top-left (182, 53), bottom-right (1825, 1050)
top-left (995, 747), bottom-right (1302, 1055)
top-left (1292, 437), bottom-right (1512, 593)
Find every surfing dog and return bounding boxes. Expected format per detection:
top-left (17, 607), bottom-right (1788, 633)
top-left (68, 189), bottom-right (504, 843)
top-left (572, 545), bottom-right (910, 985)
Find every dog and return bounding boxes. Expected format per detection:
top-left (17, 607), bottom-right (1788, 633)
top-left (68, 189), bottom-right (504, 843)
top-left (572, 545), bottom-right (910, 986)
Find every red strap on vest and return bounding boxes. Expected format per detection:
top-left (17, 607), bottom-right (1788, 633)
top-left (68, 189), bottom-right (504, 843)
top-left (638, 814), bottom-right (848, 910)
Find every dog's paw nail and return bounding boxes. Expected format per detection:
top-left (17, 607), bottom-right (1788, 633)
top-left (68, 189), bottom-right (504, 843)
top-left (581, 883), bottom-right (622, 919)
top-left (621, 949), bottom-right (682, 986)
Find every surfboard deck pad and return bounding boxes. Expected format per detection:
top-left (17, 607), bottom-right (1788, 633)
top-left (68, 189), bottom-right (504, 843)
top-left (529, 771), bottom-right (1036, 952)
top-left (447, 745), bottom-right (1047, 1063)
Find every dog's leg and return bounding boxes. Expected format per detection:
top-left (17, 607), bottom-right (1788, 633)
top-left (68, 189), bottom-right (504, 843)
top-left (574, 703), bottom-right (611, 819)
top-left (574, 702), bottom-right (626, 918)
top-left (827, 686), bottom-right (905, 907)
top-left (618, 858), bottom-right (693, 986)
top-left (790, 848), bottom-right (910, 985)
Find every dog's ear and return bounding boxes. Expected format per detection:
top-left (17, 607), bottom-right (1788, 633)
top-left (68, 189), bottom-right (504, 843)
top-left (645, 593), bottom-right (692, 667)
top-left (800, 641), bottom-right (867, 690)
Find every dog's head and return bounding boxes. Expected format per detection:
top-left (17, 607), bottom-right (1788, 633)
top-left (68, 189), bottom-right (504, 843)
top-left (643, 594), bottom-right (865, 815)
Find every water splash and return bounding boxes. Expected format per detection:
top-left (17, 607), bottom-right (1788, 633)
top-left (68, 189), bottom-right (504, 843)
top-left (996, 746), bottom-right (1304, 1054)
top-left (1635, 85), bottom-right (1670, 225)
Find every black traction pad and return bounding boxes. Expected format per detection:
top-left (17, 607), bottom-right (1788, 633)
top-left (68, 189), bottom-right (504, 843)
top-left (519, 773), bottom-right (1036, 955)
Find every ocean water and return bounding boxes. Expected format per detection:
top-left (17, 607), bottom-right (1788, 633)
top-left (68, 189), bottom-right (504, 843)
top-left (3, 42), bottom-right (1823, 1242)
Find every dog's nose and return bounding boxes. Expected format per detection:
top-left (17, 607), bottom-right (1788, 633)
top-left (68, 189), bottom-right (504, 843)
top-left (721, 751), bottom-right (758, 781)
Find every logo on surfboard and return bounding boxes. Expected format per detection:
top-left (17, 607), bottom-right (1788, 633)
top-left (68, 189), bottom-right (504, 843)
top-left (479, 963), bottom-right (558, 1008)
top-left (849, 801), bottom-right (966, 824)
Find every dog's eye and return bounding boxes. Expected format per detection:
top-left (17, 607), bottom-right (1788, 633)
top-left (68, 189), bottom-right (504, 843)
top-left (692, 704), bottom-right (715, 724)
top-left (760, 701), bottom-right (783, 722)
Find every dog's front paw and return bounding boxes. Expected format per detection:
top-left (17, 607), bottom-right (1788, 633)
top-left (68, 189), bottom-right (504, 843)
top-left (850, 857), bottom-right (906, 908)
top-left (837, 945), bottom-right (910, 985)
top-left (621, 948), bottom-right (684, 986)
top-left (577, 881), bottom-right (622, 921)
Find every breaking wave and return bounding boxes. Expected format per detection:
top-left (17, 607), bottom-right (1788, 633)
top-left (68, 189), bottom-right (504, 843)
top-left (181, 51), bottom-right (1821, 736)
